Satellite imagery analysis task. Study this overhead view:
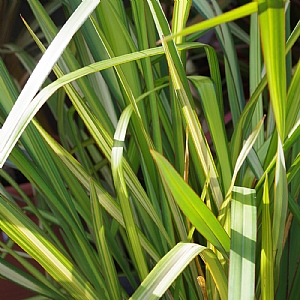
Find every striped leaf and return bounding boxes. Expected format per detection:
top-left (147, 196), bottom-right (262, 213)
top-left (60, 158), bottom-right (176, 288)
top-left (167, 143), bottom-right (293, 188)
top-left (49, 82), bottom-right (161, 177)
top-left (0, 194), bottom-right (100, 300)
top-left (151, 150), bottom-right (230, 257)
top-left (261, 175), bottom-right (274, 299)
top-left (229, 186), bottom-right (256, 300)
top-left (257, 0), bottom-right (287, 140)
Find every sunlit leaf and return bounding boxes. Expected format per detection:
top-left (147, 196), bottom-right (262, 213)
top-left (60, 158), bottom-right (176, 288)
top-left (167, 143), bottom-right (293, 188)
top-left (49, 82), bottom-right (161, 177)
top-left (261, 175), bottom-right (274, 300)
top-left (229, 186), bottom-right (256, 300)
top-left (131, 243), bottom-right (227, 300)
top-left (272, 137), bottom-right (288, 286)
top-left (257, 0), bottom-right (286, 140)
top-left (151, 150), bottom-right (230, 256)
top-left (0, 194), bottom-right (100, 300)
top-left (0, 0), bottom-right (100, 167)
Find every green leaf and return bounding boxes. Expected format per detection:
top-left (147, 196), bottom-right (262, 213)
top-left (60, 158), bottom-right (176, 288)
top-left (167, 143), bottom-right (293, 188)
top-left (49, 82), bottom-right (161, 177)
top-left (35, 121), bottom-right (161, 262)
top-left (257, 0), bottom-right (286, 140)
top-left (151, 150), bottom-right (230, 256)
top-left (0, 194), bottom-right (100, 300)
top-left (164, 2), bottom-right (258, 42)
top-left (0, 0), bottom-right (100, 167)
top-left (230, 18), bottom-right (300, 166)
top-left (192, 0), bottom-right (246, 127)
top-left (131, 242), bottom-right (227, 300)
top-left (111, 142), bottom-right (149, 280)
top-left (0, 40), bottom-right (199, 170)
top-left (27, 0), bottom-right (116, 136)
top-left (249, 11), bottom-right (264, 150)
top-left (261, 175), bottom-right (274, 300)
top-left (229, 186), bottom-right (256, 300)
top-left (131, 243), bottom-right (205, 300)
top-left (172, 0), bottom-right (191, 44)
top-left (228, 118), bottom-right (264, 196)
top-left (288, 192), bottom-right (300, 228)
top-left (111, 85), bottom-right (174, 246)
top-left (189, 76), bottom-right (232, 194)
top-left (90, 180), bottom-right (122, 300)
top-left (272, 137), bottom-right (288, 285)
top-left (200, 248), bottom-right (228, 300)
top-left (147, 0), bottom-right (224, 210)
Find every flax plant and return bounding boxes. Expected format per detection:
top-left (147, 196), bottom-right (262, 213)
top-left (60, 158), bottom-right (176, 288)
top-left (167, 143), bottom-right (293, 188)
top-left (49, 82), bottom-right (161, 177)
top-left (0, 0), bottom-right (299, 299)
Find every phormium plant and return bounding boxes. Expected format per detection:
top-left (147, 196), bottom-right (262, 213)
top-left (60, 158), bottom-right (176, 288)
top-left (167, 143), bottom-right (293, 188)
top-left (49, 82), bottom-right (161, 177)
top-left (0, 0), bottom-right (299, 299)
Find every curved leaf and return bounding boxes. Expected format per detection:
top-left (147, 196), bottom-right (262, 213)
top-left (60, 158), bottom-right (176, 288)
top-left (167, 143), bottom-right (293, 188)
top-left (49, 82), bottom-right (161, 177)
top-left (0, 0), bottom-right (100, 167)
top-left (131, 242), bottom-right (227, 300)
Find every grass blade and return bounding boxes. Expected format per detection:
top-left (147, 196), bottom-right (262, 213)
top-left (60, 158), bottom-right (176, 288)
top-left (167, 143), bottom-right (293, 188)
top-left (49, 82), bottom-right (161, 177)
top-left (229, 186), bottom-right (256, 300)
top-left (228, 118), bottom-right (264, 196)
top-left (189, 76), bottom-right (232, 194)
top-left (90, 180), bottom-right (121, 300)
top-left (272, 137), bottom-right (288, 285)
top-left (147, 0), bottom-right (224, 209)
top-left (249, 11), bottom-right (264, 150)
top-left (192, 0), bottom-right (246, 127)
top-left (111, 141), bottom-right (149, 280)
top-left (257, 0), bottom-right (286, 140)
top-left (0, 0), bottom-right (100, 167)
top-left (200, 248), bottom-right (228, 300)
top-left (261, 175), bottom-right (274, 300)
top-left (0, 194), bottom-right (100, 300)
top-left (34, 121), bottom-right (161, 262)
top-left (0, 41), bottom-right (200, 173)
top-left (130, 243), bottom-right (206, 300)
top-left (164, 2), bottom-right (257, 42)
top-left (151, 150), bottom-right (230, 257)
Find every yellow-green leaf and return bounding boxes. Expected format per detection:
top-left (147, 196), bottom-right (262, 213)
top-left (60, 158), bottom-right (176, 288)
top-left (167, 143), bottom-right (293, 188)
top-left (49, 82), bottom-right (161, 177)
top-left (151, 150), bottom-right (230, 256)
top-left (257, 0), bottom-right (286, 140)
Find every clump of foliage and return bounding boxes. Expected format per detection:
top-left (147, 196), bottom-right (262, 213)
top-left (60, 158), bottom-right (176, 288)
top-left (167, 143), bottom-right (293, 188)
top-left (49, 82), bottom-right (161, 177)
top-left (0, 0), bottom-right (299, 299)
